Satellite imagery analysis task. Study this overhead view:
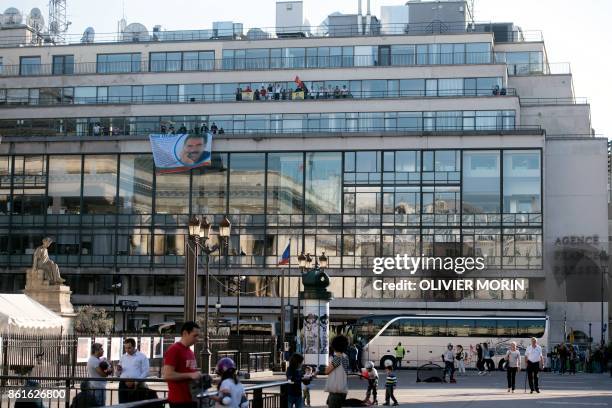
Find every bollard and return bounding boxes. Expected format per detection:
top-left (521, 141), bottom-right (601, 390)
top-left (279, 383), bottom-right (289, 408)
top-left (252, 387), bottom-right (263, 408)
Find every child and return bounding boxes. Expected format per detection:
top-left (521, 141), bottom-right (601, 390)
top-left (361, 361), bottom-right (378, 405)
top-left (382, 361), bottom-right (398, 406)
top-left (455, 345), bottom-right (466, 376)
top-left (213, 357), bottom-right (248, 408)
top-left (302, 365), bottom-right (314, 407)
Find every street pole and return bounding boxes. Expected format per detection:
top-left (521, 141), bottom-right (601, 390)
top-left (602, 256), bottom-right (605, 346)
top-left (236, 276), bottom-right (241, 336)
top-left (280, 263), bottom-right (285, 359)
top-left (202, 252), bottom-right (211, 374)
top-left (112, 286), bottom-right (117, 334)
top-left (184, 233), bottom-right (199, 323)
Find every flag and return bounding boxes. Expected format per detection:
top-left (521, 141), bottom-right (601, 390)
top-left (278, 241), bottom-right (291, 265)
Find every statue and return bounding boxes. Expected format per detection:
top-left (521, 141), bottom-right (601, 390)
top-left (32, 237), bottom-right (65, 285)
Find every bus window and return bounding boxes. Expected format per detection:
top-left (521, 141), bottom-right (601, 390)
top-left (473, 319), bottom-right (496, 337)
top-left (354, 317), bottom-right (388, 343)
top-left (497, 320), bottom-right (518, 337)
top-left (517, 319), bottom-right (545, 338)
top-left (399, 318), bottom-right (422, 336)
top-left (447, 319), bottom-right (474, 337)
top-left (382, 322), bottom-right (400, 336)
top-left (422, 319), bottom-right (447, 336)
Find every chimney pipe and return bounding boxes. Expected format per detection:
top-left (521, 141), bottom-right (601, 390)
top-left (357, 0), bottom-right (363, 35)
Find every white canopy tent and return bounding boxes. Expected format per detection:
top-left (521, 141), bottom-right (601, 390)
top-left (0, 294), bottom-right (64, 333)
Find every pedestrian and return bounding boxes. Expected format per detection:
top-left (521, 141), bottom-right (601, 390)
top-left (69, 381), bottom-right (100, 408)
top-left (324, 335), bottom-right (350, 408)
top-left (442, 343), bottom-right (456, 383)
top-left (210, 122), bottom-right (218, 134)
top-left (482, 343), bottom-right (494, 374)
top-left (348, 343), bottom-right (358, 372)
top-left (212, 358), bottom-right (247, 408)
top-left (525, 337), bottom-right (545, 394)
top-left (286, 353), bottom-right (306, 408)
top-left (505, 342), bottom-right (521, 393)
top-left (569, 345), bottom-right (577, 375)
top-left (302, 365), bottom-right (315, 407)
top-left (87, 342), bottom-right (111, 406)
top-left (117, 338), bottom-right (150, 403)
top-left (360, 361), bottom-right (378, 405)
top-left (558, 343), bottom-right (567, 375)
top-left (382, 361), bottom-right (398, 406)
top-left (455, 345), bottom-right (466, 376)
top-left (475, 343), bottom-right (485, 374)
top-left (162, 321), bottom-right (202, 408)
top-left (394, 342), bottom-right (406, 369)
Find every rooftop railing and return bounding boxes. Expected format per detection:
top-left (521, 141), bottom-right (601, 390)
top-left (520, 96), bottom-right (588, 106)
top-left (4, 21), bottom-right (543, 47)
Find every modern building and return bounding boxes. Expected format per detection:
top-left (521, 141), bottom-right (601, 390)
top-left (0, 1), bottom-right (608, 344)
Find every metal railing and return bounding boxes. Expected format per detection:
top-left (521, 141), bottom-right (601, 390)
top-left (0, 88), bottom-right (517, 108)
top-left (3, 20), bottom-right (543, 47)
top-left (0, 52), bottom-right (498, 77)
top-left (520, 96), bottom-right (588, 105)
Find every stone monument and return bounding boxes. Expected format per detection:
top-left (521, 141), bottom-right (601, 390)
top-left (24, 237), bottom-right (76, 332)
top-left (299, 265), bottom-right (332, 373)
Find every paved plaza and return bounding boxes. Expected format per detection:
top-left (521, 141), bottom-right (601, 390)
top-left (300, 371), bottom-right (612, 407)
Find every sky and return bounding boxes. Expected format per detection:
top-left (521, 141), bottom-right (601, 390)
top-left (5, 0), bottom-right (612, 137)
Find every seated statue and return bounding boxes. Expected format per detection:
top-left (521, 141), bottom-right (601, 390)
top-left (32, 237), bottom-right (65, 286)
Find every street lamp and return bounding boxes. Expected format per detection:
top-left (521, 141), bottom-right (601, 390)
top-left (119, 300), bottom-right (139, 332)
top-left (599, 250), bottom-right (608, 346)
top-left (191, 215), bottom-right (231, 374)
top-left (319, 252), bottom-right (328, 269)
top-left (110, 281), bottom-right (122, 334)
top-left (235, 276), bottom-right (246, 336)
top-left (185, 216), bottom-right (201, 323)
top-left (215, 301), bottom-right (222, 334)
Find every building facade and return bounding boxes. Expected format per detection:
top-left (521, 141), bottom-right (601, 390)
top-left (0, 2), bottom-right (608, 344)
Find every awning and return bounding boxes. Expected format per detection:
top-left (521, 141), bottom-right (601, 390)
top-left (0, 294), bottom-right (64, 333)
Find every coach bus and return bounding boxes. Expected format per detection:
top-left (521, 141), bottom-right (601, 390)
top-left (353, 315), bottom-right (548, 369)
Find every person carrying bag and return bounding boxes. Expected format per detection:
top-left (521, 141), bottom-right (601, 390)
top-left (325, 335), bottom-right (350, 408)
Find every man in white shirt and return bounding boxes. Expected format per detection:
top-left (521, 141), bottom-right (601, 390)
top-left (87, 342), bottom-right (111, 406)
top-left (442, 343), bottom-right (456, 383)
top-left (525, 337), bottom-right (545, 393)
top-left (117, 338), bottom-right (150, 403)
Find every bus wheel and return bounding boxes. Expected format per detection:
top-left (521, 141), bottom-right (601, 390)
top-left (380, 356), bottom-right (396, 370)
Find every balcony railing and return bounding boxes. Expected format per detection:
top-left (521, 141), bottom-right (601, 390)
top-left (0, 88), bottom-right (518, 108)
top-left (0, 52), bottom-right (498, 77)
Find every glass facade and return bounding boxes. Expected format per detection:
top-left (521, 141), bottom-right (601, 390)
top-left (0, 148), bottom-right (542, 272)
top-left (1, 76), bottom-right (504, 106)
top-left (0, 110), bottom-right (517, 138)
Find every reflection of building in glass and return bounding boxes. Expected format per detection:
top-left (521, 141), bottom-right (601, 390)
top-left (0, 1), bottom-right (607, 343)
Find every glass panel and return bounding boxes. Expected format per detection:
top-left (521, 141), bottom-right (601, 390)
top-left (267, 153), bottom-right (304, 215)
top-left (82, 155), bottom-right (117, 214)
top-left (155, 172), bottom-right (190, 214)
top-left (229, 153), bottom-right (265, 214)
top-left (192, 153), bottom-right (228, 214)
top-left (48, 156), bottom-right (81, 214)
top-left (503, 151), bottom-right (541, 213)
top-left (119, 155), bottom-right (154, 214)
top-left (305, 152), bottom-right (341, 214)
top-left (463, 151), bottom-right (500, 213)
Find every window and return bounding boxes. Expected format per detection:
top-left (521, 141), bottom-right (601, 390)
top-left (267, 153), bottom-right (303, 215)
top-left (466, 43), bottom-right (491, 64)
top-left (52, 55), bottom-right (74, 75)
top-left (20, 56), bottom-right (41, 76)
top-left (82, 155), bottom-right (117, 214)
top-left (229, 153), bottom-right (265, 214)
top-left (503, 151), bottom-right (541, 213)
top-left (48, 156), bottom-right (81, 214)
top-left (463, 151), bottom-right (500, 213)
top-left (150, 51), bottom-right (214, 72)
top-left (97, 53), bottom-right (141, 73)
top-left (305, 152), bottom-right (342, 214)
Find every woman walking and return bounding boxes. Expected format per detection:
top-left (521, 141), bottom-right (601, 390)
top-left (505, 342), bottom-right (521, 393)
top-left (476, 344), bottom-right (485, 375)
top-left (325, 335), bottom-right (350, 408)
top-left (286, 353), bottom-right (307, 408)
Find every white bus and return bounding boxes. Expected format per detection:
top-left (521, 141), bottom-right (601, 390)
top-left (353, 315), bottom-right (548, 369)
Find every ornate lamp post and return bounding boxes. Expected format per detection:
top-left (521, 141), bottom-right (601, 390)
top-left (184, 216), bottom-right (201, 323)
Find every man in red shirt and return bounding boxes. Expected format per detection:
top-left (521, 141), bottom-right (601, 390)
top-left (163, 321), bottom-right (202, 408)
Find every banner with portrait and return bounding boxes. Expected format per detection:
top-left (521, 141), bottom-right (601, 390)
top-left (149, 132), bottom-right (212, 173)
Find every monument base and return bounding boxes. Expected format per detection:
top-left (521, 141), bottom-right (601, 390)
top-left (24, 268), bottom-right (76, 333)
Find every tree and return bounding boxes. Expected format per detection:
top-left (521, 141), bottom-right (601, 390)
top-left (74, 305), bottom-right (113, 335)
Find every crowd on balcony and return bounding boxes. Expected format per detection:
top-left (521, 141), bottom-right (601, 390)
top-left (235, 76), bottom-right (355, 102)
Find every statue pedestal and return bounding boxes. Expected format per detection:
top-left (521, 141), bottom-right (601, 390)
top-left (24, 268), bottom-right (76, 332)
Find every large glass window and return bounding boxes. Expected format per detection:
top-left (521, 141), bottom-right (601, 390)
top-left (97, 53), bottom-right (141, 73)
top-left (463, 151), bottom-right (500, 213)
top-left (267, 153), bottom-right (304, 214)
top-left (192, 153), bottom-right (228, 214)
top-left (20, 56), bottom-right (41, 76)
top-left (155, 172), bottom-right (190, 214)
top-left (229, 153), bottom-right (265, 214)
top-left (503, 151), bottom-right (541, 213)
top-left (466, 42), bottom-right (491, 64)
top-left (305, 152), bottom-right (342, 214)
top-left (48, 156), bottom-right (81, 214)
top-left (82, 155), bottom-right (117, 214)
top-left (119, 155), bottom-right (153, 214)
top-left (52, 55), bottom-right (74, 75)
